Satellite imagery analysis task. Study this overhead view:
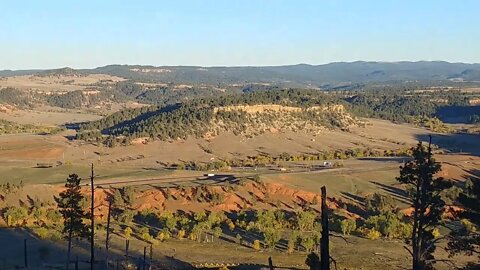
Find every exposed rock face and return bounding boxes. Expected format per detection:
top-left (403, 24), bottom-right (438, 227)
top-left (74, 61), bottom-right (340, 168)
top-left (210, 104), bottom-right (358, 137)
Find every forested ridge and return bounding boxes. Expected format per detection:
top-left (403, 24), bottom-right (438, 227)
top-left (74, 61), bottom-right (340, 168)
top-left (75, 88), bottom-right (480, 146)
top-left (77, 89), bottom-right (349, 144)
top-left (346, 89), bottom-right (470, 121)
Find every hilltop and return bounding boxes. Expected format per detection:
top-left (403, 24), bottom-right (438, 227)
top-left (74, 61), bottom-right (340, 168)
top-left (76, 89), bottom-right (359, 145)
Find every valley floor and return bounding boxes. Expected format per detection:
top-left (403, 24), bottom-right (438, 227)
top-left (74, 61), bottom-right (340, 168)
top-left (0, 117), bottom-right (478, 269)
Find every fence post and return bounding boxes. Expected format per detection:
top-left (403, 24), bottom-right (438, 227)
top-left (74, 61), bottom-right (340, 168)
top-left (143, 246), bottom-right (147, 270)
top-left (268, 257), bottom-right (274, 270)
top-left (125, 239), bottom-right (130, 258)
top-left (149, 244), bottom-right (153, 261)
top-left (24, 239), bottom-right (28, 269)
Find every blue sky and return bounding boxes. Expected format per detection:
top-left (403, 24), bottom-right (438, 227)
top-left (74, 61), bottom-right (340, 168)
top-left (1, 0), bottom-right (479, 69)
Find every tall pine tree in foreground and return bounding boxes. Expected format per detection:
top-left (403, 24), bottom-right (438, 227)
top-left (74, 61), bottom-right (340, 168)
top-left (448, 174), bottom-right (480, 269)
top-left (55, 174), bottom-right (88, 270)
top-left (397, 139), bottom-right (451, 270)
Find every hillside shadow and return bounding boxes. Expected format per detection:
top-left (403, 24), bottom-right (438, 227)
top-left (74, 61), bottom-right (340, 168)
top-left (64, 122), bottom-right (87, 130)
top-left (105, 103), bottom-right (181, 134)
top-left (416, 133), bottom-right (480, 156)
top-left (207, 174), bottom-right (238, 184)
top-left (0, 226), bottom-right (195, 269)
top-left (340, 192), bottom-right (365, 205)
top-left (466, 169), bottom-right (480, 178)
top-left (358, 157), bottom-right (411, 163)
top-left (436, 105), bottom-right (480, 124)
top-left (339, 192), bottom-right (367, 217)
top-left (0, 227), bottom-right (73, 269)
top-left (369, 181), bottom-right (410, 204)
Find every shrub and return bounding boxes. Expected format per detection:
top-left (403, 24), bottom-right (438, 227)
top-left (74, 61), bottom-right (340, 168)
top-left (235, 233), bottom-right (242, 244)
top-left (301, 235), bottom-right (316, 253)
top-left (397, 222), bottom-right (413, 239)
top-left (213, 226), bottom-right (222, 238)
top-left (263, 228), bottom-right (281, 250)
top-left (34, 227), bottom-right (49, 239)
top-left (31, 206), bottom-right (45, 222)
top-left (226, 219), bottom-right (235, 231)
top-left (137, 209), bottom-right (158, 225)
top-left (177, 229), bottom-right (186, 239)
top-left (365, 193), bottom-right (396, 215)
top-left (210, 193), bottom-right (225, 206)
top-left (287, 231), bottom-right (299, 254)
top-left (112, 189), bottom-right (124, 208)
top-left (138, 227), bottom-right (153, 242)
top-left (461, 219), bottom-right (477, 232)
top-left (48, 230), bottom-right (63, 241)
top-left (442, 186), bottom-right (462, 204)
top-left (141, 232), bottom-right (153, 242)
top-left (194, 211), bottom-right (207, 222)
top-left (121, 186), bottom-right (137, 207)
top-left (252, 239), bottom-right (261, 251)
top-left (365, 228), bottom-right (381, 240)
top-left (340, 219), bottom-right (356, 235)
top-left (3, 206), bottom-right (29, 226)
top-left (432, 228), bottom-right (441, 238)
top-left (296, 210), bottom-right (317, 232)
top-left (45, 209), bottom-right (62, 223)
top-left (365, 212), bottom-right (411, 239)
top-left (156, 230), bottom-right (171, 241)
top-left (117, 209), bottom-right (135, 224)
top-left (124, 227), bottom-right (133, 239)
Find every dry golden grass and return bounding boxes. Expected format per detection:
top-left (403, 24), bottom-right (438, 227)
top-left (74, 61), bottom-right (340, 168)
top-left (0, 73), bottom-right (124, 92)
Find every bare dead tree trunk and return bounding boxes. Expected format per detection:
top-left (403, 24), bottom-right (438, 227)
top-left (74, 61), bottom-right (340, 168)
top-left (105, 199), bottom-right (112, 268)
top-left (90, 164), bottom-right (95, 270)
top-left (320, 186), bottom-right (329, 270)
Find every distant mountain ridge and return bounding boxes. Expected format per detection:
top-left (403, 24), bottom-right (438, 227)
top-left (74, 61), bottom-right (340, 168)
top-left (2, 61), bottom-right (480, 86)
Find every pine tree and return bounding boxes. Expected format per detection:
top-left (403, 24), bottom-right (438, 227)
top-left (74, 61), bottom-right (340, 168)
top-left (112, 188), bottom-right (124, 209)
top-left (55, 174), bottom-right (88, 270)
top-left (397, 139), bottom-right (451, 270)
top-left (448, 175), bottom-right (480, 269)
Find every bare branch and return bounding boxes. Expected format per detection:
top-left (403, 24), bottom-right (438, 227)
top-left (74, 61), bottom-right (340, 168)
top-left (420, 236), bottom-right (447, 257)
top-left (424, 259), bottom-right (457, 268)
top-left (329, 233), bottom-right (353, 244)
top-left (329, 255), bottom-right (338, 270)
top-left (403, 246), bottom-right (413, 256)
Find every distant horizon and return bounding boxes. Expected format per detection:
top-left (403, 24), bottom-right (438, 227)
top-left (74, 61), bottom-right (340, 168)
top-left (2, 60), bottom-right (480, 71)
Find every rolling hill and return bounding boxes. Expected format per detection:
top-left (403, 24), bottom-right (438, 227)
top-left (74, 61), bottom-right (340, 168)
top-left (2, 61), bottom-right (480, 87)
top-left (90, 61), bottom-right (480, 86)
